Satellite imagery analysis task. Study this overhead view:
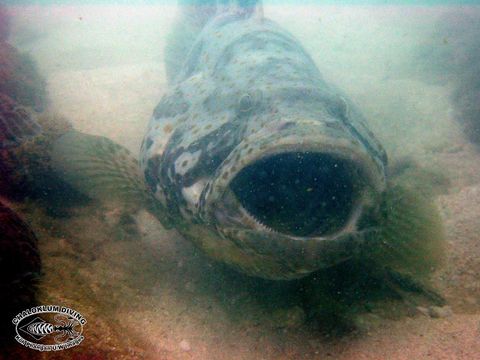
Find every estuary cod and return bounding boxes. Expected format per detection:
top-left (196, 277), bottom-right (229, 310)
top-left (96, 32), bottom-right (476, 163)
top-left (52, 1), bottom-right (445, 284)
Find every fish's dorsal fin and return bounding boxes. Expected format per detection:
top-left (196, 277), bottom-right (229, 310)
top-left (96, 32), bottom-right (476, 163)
top-left (215, 0), bottom-right (263, 18)
top-left (179, 0), bottom-right (263, 25)
top-left (51, 130), bottom-right (173, 229)
top-left (165, 0), bottom-right (263, 83)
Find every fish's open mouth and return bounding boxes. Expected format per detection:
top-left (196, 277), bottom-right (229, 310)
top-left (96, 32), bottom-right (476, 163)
top-left (205, 129), bottom-right (385, 241)
top-left (229, 152), bottom-right (359, 237)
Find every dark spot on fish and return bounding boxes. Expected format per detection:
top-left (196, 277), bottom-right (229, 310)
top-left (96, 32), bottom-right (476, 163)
top-left (325, 121), bottom-right (343, 131)
top-left (163, 124), bottom-right (173, 133)
top-left (239, 94), bottom-right (253, 113)
top-left (145, 155), bottom-right (161, 191)
top-left (153, 91), bottom-right (189, 119)
top-left (277, 122), bottom-right (295, 131)
top-left (182, 160), bottom-right (188, 167)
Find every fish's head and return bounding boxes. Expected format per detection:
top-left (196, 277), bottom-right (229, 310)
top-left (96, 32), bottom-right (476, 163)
top-left (199, 109), bottom-right (386, 276)
top-left (143, 84), bottom-right (387, 279)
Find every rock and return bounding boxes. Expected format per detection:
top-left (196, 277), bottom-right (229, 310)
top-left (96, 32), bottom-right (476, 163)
top-left (103, 207), bottom-right (123, 227)
top-left (179, 339), bottom-right (191, 352)
top-left (464, 296), bottom-right (478, 306)
top-left (184, 281), bottom-right (196, 292)
top-left (308, 339), bottom-right (319, 349)
top-left (428, 305), bottom-right (453, 318)
top-left (415, 306), bottom-right (430, 317)
top-left (272, 306), bottom-right (306, 329)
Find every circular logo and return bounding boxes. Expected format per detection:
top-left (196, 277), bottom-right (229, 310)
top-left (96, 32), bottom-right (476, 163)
top-left (12, 305), bottom-right (86, 351)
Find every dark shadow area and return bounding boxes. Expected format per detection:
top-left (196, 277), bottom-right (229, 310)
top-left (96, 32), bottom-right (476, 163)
top-left (414, 9), bottom-right (480, 147)
top-left (230, 152), bottom-right (357, 236)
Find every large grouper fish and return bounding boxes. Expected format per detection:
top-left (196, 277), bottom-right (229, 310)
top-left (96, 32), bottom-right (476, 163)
top-left (51, 0), bottom-right (445, 289)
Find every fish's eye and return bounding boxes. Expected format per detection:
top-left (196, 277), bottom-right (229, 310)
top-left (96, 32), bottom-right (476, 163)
top-left (239, 93), bottom-right (254, 113)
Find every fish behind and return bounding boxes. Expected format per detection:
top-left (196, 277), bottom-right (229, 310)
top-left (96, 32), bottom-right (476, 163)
top-left (51, 0), bottom-right (445, 295)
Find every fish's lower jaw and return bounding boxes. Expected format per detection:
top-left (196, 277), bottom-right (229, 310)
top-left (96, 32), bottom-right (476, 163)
top-left (214, 225), bottom-right (371, 280)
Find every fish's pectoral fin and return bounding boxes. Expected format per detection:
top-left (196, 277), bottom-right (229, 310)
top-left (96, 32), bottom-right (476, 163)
top-left (51, 130), bottom-right (173, 229)
top-left (388, 157), bottom-right (451, 197)
top-left (382, 267), bottom-right (446, 307)
top-left (363, 180), bottom-right (446, 279)
top-left (358, 175), bottom-right (446, 307)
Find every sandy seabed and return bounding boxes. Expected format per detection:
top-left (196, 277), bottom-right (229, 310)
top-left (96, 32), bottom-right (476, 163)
top-left (2, 4), bottom-right (480, 359)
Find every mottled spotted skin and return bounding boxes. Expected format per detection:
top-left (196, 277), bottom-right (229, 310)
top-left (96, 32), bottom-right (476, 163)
top-left (140, 5), bottom-right (388, 279)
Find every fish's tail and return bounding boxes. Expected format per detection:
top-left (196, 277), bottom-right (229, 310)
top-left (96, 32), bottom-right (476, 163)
top-left (51, 130), bottom-right (173, 229)
top-left (165, 0), bottom-right (263, 82)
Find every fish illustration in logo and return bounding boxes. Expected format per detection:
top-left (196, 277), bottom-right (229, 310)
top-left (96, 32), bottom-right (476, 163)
top-left (51, 0), bottom-right (445, 305)
top-left (19, 315), bottom-right (81, 343)
top-left (13, 306), bottom-right (86, 350)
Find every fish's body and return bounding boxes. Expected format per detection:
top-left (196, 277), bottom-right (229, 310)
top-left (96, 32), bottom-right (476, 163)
top-left (52, 1), bottom-right (444, 285)
top-left (140, 3), bottom-right (388, 278)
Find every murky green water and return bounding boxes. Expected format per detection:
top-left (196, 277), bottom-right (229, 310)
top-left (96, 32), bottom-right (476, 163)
top-left (1, 2), bottom-right (479, 359)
